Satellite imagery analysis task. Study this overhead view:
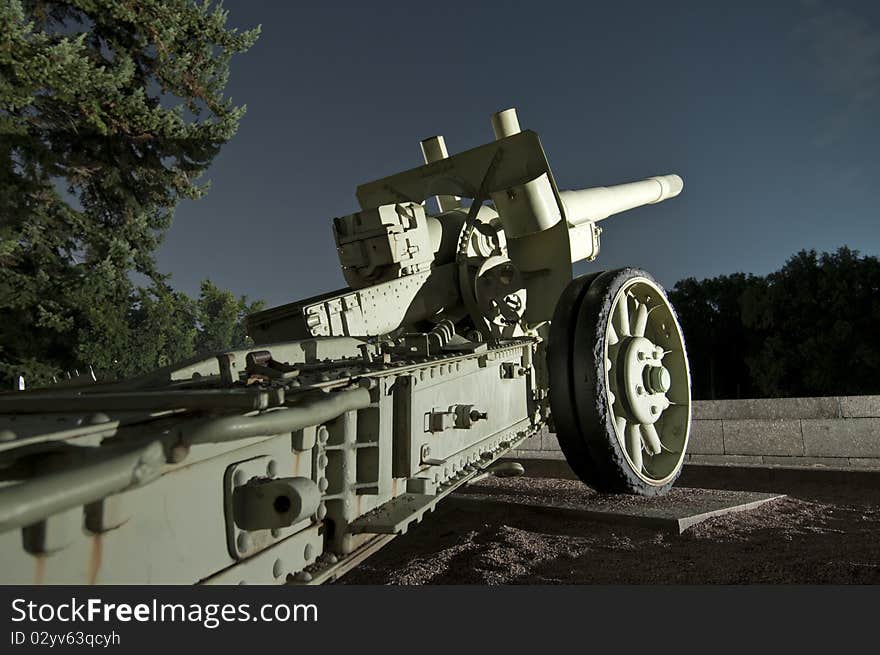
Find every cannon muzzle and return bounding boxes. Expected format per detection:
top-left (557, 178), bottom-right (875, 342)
top-left (561, 174), bottom-right (683, 226)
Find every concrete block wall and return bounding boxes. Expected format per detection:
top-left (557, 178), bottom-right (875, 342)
top-left (514, 395), bottom-right (880, 471)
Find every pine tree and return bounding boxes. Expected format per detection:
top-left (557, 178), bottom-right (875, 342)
top-left (0, 1), bottom-right (259, 385)
top-left (195, 280), bottom-right (264, 356)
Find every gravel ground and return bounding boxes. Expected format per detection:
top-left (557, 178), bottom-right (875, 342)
top-left (341, 463), bottom-right (880, 584)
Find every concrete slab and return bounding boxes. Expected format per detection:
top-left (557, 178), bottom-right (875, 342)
top-left (848, 457), bottom-right (880, 469)
top-left (839, 396), bottom-right (880, 418)
top-left (761, 455), bottom-right (847, 468)
top-left (517, 433), bottom-right (544, 451)
top-left (456, 487), bottom-right (785, 534)
top-left (688, 420), bottom-right (723, 454)
top-left (541, 431), bottom-right (562, 452)
top-left (802, 418), bottom-right (880, 457)
top-left (723, 418), bottom-right (804, 456)
top-left (688, 453), bottom-right (764, 466)
top-left (513, 450), bottom-right (566, 460)
top-left (694, 397), bottom-right (840, 420)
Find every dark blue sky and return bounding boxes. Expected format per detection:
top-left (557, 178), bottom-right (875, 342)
top-left (157, 0), bottom-right (880, 308)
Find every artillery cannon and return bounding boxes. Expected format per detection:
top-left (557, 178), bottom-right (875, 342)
top-left (0, 108), bottom-right (690, 584)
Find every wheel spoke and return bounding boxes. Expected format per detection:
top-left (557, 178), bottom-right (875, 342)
top-left (607, 324), bottom-right (619, 345)
top-left (614, 294), bottom-right (631, 337)
top-left (633, 302), bottom-right (648, 337)
top-left (625, 423), bottom-right (643, 471)
top-left (641, 423), bottom-right (662, 455)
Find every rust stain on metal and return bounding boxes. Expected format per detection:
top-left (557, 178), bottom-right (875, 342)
top-left (88, 534), bottom-right (103, 584)
top-left (33, 554), bottom-right (46, 585)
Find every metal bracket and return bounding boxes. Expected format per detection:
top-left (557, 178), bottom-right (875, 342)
top-left (224, 457), bottom-right (310, 561)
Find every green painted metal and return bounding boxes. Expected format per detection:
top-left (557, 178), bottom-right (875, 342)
top-left (0, 108), bottom-right (688, 584)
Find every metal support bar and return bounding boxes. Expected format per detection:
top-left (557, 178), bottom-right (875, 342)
top-left (0, 388), bottom-right (372, 534)
top-left (0, 441), bottom-right (165, 533)
top-left (183, 388), bottom-right (372, 446)
top-left (0, 389), bottom-right (274, 414)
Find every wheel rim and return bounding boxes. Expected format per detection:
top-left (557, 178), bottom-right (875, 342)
top-left (604, 276), bottom-right (690, 485)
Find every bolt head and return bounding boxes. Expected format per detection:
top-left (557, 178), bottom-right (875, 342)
top-left (293, 571), bottom-right (312, 583)
top-left (87, 412), bottom-right (111, 425)
top-left (636, 385), bottom-right (644, 395)
top-left (650, 405), bottom-right (659, 415)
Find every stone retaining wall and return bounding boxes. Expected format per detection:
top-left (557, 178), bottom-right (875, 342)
top-left (515, 395), bottom-right (880, 471)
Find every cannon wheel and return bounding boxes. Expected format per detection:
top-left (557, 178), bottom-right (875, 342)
top-left (549, 269), bottom-right (691, 496)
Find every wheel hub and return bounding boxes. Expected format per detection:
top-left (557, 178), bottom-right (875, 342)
top-left (619, 336), bottom-right (671, 425)
top-left (645, 366), bottom-right (671, 394)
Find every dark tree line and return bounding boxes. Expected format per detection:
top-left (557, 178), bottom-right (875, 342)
top-left (669, 247), bottom-right (880, 399)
